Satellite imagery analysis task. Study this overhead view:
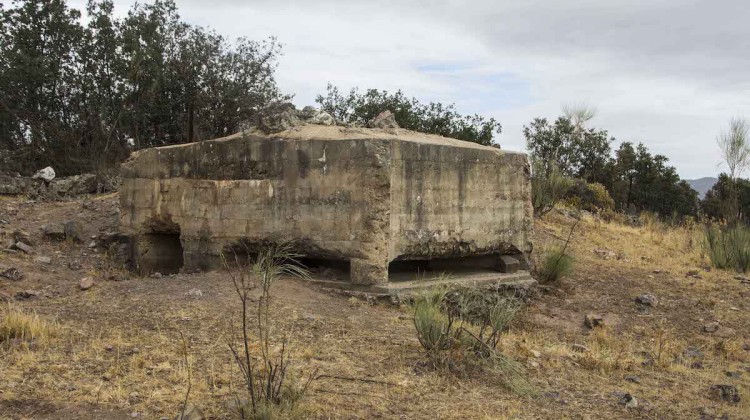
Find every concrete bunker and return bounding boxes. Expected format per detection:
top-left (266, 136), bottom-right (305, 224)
top-left (119, 122), bottom-right (534, 291)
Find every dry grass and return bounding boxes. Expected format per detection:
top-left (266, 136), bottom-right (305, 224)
top-left (0, 304), bottom-right (55, 345)
top-left (1, 195), bottom-right (750, 418)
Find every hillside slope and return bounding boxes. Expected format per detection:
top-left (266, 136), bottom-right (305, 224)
top-left (686, 177), bottom-right (718, 198)
top-left (0, 195), bottom-right (748, 419)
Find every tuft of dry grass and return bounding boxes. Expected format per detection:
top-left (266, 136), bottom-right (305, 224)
top-left (0, 304), bottom-right (55, 345)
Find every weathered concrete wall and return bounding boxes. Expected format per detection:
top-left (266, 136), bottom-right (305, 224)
top-left (120, 125), bottom-right (532, 284)
top-left (389, 141), bottom-right (532, 261)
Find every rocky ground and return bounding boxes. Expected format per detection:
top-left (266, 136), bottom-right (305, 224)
top-left (0, 194), bottom-right (749, 419)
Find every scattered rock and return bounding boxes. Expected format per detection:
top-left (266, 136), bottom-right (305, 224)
top-left (32, 166), bottom-right (55, 182)
top-left (34, 256), bottom-right (51, 264)
top-left (12, 241), bottom-right (33, 253)
top-left (618, 393), bottom-right (638, 408)
top-left (174, 403), bottom-right (204, 420)
top-left (298, 106), bottom-right (335, 126)
top-left (625, 375), bottom-right (641, 384)
top-left (593, 248), bottom-right (617, 259)
top-left (79, 277), bottom-right (95, 290)
top-left (584, 313), bottom-right (605, 329)
top-left (702, 322), bottom-right (735, 337)
top-left (150, 272), bottom-right (163, 278)
top-left (250, 102), bottom-right (301, 134)
top-left (12, 229), bottom-right (33, 246)
top-left (368, 110), bottom-right (399, 130)
top-left (530, 350), bottom-right (541, 358)
top-left (704, 322), bottom-right (720, 333)
top-left (708, 384), bottom-right (740, 404)
top-left (725, 371), bottom-right (742, 379)
top-left (88, 240), bottom-right (97, 248)
top-left (0, 174), bottom-right (42, 194)
top-left (686, 269), bottom-right (703, 279)
top-left (635, 294), bottom-right (658, 307)
top-left (187, 288), bottom-right (203, 298)
top-left (68, 261), bottom-right (82, 270)
top-left (42, 224), bottom-right (66, 241)
top-left (691, 361), bottom-right (704, 369)
top-left (63, 220), bottom-right (83, 243)
top-left (15, 289), bottom-right (40, 299)
top-left (0, 267), bottom-right (23, 281)
top-left (50, 173), bottom-right (98, 196)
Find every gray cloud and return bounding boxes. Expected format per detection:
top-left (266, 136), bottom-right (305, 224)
top-left (72, 0), bottom-right (750, 177)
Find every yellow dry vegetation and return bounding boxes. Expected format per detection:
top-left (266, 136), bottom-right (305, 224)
top-left (1, 201), bottom-right (749, 419)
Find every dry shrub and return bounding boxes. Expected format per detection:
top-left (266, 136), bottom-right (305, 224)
top-left (704, 224), bottom-right (750, 273)
top-left (537, 249), bottom-right (574, 285)
top-left (0, 304), bottom-right (54, 345)
top-left (411, 284), bottom-right (531, 395)
top-left (578, 328), bottom-right (636, 374)
top-left (649, 319), bottom-right (681, 370)
top-left (221, 243), bottom-right (316, 419)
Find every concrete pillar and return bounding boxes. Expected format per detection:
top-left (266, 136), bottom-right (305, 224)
top-left (350, 258), bottom-right (388, 285)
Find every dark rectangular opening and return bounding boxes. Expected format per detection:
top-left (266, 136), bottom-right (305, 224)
top-left (138, 233), bottom-right (184, 276)
top-left (300, 257), bottom-right (351, 282)
top-left (388, 255), bottom-right (497, 282)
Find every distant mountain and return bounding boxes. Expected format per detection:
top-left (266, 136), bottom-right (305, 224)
top-left (686, 177), bottom-right (718, 198)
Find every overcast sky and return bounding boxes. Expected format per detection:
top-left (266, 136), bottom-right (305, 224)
top-left (71, 0), bottom-right (750, 179)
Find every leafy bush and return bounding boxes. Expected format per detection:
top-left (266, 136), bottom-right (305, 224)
top-left (564, 180), bottom-right (615, 212)
top-left (537, 249), bottom-right (574, 285)
top-left (411, 285), bottom-right (529, 394)
top-left (316, 84), bottom-right (501, 145)
top-left (704, 224), bottom-right (750, 273)
top-left (531, 158), bottom-right (573, 216)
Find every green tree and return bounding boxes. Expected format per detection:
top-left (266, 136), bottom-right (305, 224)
top-left (316, 84), bottom-right (501, 146)
top-left (522, 116), bottom-right (612, 184)
top-left (701, 174), bottom-right (750, 223)
top-left (0, 0), bottom-right (286, 175)
top-left (607, 142), bottom-right (698, 218)
top-left (0, 0), bottom-right (84, 172)
top-left (716, 118), bottom-right (750, 223)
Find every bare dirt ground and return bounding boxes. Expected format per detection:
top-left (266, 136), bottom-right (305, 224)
top-left (1, 194), bottom-right (749, 419)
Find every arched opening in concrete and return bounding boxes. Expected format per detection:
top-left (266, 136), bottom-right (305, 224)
top-left (135, 220), bottom-right (184, 276)
top-left (300, 257), bottom-right (352, 282)
top-left (387, 255), bottom-right (500, 282)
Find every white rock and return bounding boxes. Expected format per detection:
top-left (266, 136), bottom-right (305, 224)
top-left (187, 288), bottom-right (203, 298)
top-left (34, 256), bottom-right (52, 264)
top-left (32, 166), bottom-right (55, 182)
top-left (79, 277), bottom-right (94, 290)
